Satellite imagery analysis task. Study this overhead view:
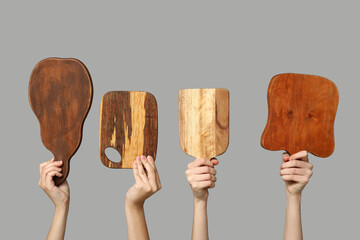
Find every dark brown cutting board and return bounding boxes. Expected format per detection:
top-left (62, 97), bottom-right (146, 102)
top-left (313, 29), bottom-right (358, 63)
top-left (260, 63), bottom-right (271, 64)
top-left (179, 88), bottom-right (229, 159)
top-left (99, 91), bottom-right (158, 168)
top-left (29, 58), bottom-right (93, 185)
top-left (261, 73), bottom-right (339, 157)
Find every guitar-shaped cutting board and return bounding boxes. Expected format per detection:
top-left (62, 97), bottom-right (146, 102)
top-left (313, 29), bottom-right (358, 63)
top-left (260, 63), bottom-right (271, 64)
top-left (179, 88), bottom-right (229, 159)
top-left (99, 91), bottom-right (158, 168)
top-left (29, 58), bottom-right (93, 185)
top-left (261, 73), bottom-right (339, 157)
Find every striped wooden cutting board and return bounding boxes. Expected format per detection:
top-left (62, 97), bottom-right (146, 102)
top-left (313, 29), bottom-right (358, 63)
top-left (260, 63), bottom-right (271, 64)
top-left (99, 91), bottom-right (158, 168)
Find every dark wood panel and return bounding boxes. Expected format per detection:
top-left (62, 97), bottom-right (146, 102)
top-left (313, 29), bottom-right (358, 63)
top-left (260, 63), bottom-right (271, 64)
top-left (29, 58), bottom-right (93, 185)
top-left (99, 91), bottom-right (158, 168)
top-left (261, 73), bottom-right (339, 157)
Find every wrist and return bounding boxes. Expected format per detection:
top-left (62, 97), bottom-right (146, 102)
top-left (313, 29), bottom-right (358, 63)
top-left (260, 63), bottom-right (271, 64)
top-left (53, 195), bottom-right (70, 210)
top-left (193, 196), bottom-right (208, 205)
top-left (192, 189), bottom-right (209, 202)
top-left (125, 198), bottom-right (145, 210)
top-left (286, 191), bottom-right (302, 204)
top-left (54, 203), bottom-right (69, 214)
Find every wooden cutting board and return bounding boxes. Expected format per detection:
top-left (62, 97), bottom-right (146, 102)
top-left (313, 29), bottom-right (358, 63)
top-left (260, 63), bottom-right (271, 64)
top-left (99, 91), bottom-right (158, 168)
top-left (29, 58), bottom-right (93, 185)
top-left (179, 88), bottom-right (229, 159)
top-left (261, 73), bottom-right (339, 157)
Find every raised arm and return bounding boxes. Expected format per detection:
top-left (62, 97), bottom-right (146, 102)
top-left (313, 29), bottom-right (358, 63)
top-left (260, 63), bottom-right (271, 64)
top-left (38, 159), bottom-right (70, 240)
top-left (185, 158), bottom-right (218, 240)
top-left (280, 151), bottom-right (313, 240)
top-left (125, 155), bottom-right (162, 240)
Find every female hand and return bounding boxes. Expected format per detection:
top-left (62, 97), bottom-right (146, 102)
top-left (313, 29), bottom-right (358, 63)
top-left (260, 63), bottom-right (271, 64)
top-left (280, 151), bottom-right (313, 196)
top-left (185, 158), bottom-right (218, 201)
top-left (125, 155), bottom-right (162, 207)
top-left (38, 159), bottom-right (70, 209)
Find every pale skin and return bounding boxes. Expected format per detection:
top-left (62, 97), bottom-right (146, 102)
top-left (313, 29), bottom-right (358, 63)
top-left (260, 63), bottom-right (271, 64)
top-left (39, 159), bottom-right (70, 240)
top-left (185, 158), bottom-right (218, 240)
top-left (281, 151), bottom-right (313, 240)
top-left (125, 155), bottom-right (162, 240)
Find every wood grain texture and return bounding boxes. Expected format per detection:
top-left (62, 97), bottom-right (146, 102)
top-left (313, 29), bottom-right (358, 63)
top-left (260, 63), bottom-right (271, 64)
top-left (99, 91), bottom-right (158, 168)
top-left (261, 73), bottom-right (339, 157)
top-left (29, 57), bottom-right (93, 185)
top-left (179, 88), bottom-right (229, 159)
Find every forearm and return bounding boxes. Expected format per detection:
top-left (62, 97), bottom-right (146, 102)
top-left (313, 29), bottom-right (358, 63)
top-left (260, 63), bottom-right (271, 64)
top-left (192, 198), bottom-right (209, 240)
top-left (47, 205), bottom-right (69, 240)
top-left (284, 193), bottom-right (302, 240)
top-left (125, 200), bottom-right (150, 240)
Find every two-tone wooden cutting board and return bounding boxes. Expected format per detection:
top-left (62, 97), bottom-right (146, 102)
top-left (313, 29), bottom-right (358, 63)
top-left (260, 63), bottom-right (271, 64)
top-left (29, 58), bottom-right (93, 185)
top-left (261, 73), bottom-right (339, 157)
top-left (99, 91), bottom-right (158, 168)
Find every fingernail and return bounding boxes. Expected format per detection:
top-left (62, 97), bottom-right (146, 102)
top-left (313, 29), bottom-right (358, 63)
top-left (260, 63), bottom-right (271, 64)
top-left (141, 155), bottom-right (146, 161)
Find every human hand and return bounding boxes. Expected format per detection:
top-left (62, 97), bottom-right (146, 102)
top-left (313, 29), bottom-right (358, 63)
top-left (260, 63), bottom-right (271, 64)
top-left (125, 156), bottom-right (162, 208)
top-left (185, 158), bottom-right (218, 201)
top-left (38, 159), bottom-right (70, 209)
top-left (280, 151), bottom-right (313, 196)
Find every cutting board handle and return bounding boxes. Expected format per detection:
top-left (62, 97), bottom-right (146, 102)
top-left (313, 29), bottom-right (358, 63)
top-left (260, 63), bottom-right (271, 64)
top-left (53, 155), bottom-right (70, 186)
top-left (100, 146), bottom-right (123, 168)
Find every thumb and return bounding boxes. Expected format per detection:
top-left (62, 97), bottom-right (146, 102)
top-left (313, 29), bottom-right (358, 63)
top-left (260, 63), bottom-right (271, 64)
top-left (210, 158), bottom-right (219, 166)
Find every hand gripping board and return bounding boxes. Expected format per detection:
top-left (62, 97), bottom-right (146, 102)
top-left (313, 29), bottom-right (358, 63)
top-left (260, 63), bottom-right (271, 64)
top-left (179, 88), bottom-right (229, 159)
top-left (29, 58), bottom-right (93, 185)
top-left (99, 91), bottom-right (158, 168)
top-left (261, 73), bottom-right (339, 157)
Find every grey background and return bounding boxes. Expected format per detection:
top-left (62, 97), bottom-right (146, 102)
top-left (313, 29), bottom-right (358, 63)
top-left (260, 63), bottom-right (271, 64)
top-left (1, 0), bottom-right (359, 239)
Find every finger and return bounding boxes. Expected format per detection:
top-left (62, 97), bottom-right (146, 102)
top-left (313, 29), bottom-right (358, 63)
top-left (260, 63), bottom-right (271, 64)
top-left (210, 158), bottom-right (219, 166)
top-left (280, 168), bottom-right (309, 176)
top-left (43, 162), bottom-right (63, 175)
top-left (141, 156), bottom-right (157, 187)
top-left (41, 161), bottom-right (61, 186)
top-left (188, 158), bottom-right (214, 169)
top-left (290, 150), bottom-right (309, 161)
top-left (281, 160), bottom-right (312, 169)
top-left (132, 157), bottom-right (142, 183)
top-left (147, 156), bottom-right (161, 187)
top-left (44, 166), bottom-right (62, 175)
top-left (147, 156), bottom-right (156, 170)
top-left (282, 159), bottom-right (313, 170)
top-left (281, 174), bottom-right (309, 183)
top-left (142, 156), bottom-right (156, 175)
top-left (191, 173), bottom-right (217, 182)
top-left (43, 161), bottom-right (63, 173)
top-left (195, 181), bottom-right (215, 189)
top-left (39, 158), bottom-right (56, 173)
top-left (45, 171), bottom-right (62, 189)
top-left (156, 173), bottom-right (161, 189)
top-left (137, 156), bottom-right (150, 184)
top-left (282, 152), bottom-right (290, 162)
top-left (189, 166), bottom-right (217, 175)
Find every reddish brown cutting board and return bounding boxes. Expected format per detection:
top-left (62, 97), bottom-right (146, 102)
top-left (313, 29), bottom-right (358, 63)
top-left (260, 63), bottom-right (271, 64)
top-left (99, 91), bottom-right (158, 168)
top-left (261, 73), bottom-right (339, 157)
top-left (179, 88), bottom-right (229, 159)
top-left (29, 58), bottom-right (93, 185)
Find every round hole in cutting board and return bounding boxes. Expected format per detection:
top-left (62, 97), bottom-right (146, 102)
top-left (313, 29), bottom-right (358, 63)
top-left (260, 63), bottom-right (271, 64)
top-left (105, 147), bottom-right (122, 163)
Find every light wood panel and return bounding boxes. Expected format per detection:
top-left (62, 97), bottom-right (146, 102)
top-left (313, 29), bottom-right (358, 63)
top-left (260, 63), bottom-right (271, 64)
top-left (99, 91), bottom-right (158, 168)
top-left (29, 58), bottom-right (93, 185)
top-left (179, 88), bottom-right (229, 159)
top-left (261, 73), bottom-right (339, 157)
